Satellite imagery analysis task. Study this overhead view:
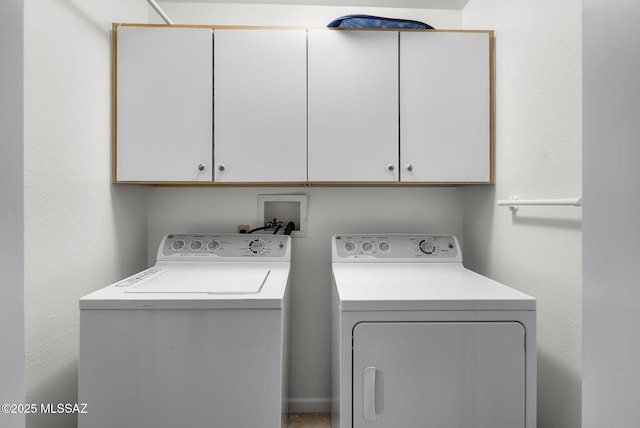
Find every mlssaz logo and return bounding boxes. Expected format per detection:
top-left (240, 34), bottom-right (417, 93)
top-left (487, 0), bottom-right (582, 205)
top-left (40, 403), bottom-right (88, 414)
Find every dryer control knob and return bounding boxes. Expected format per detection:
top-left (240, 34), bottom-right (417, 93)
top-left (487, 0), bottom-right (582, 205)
top-left (170, 239), bottom-right (186, 251)
top-left (378, 240), bottom-right (391, 253)
top-left (419, 239), bottom-right (435, 255)
top-left (207, 240), bottom-right (221, 252)
top-left (361, 241), bottom-right (374, 253)
top-left (189, 240), bottom-right (203, 251)
top-left (344, 240), bottom-right (357, 253)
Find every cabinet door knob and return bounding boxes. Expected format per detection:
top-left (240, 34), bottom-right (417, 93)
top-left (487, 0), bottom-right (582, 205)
top-left (406, 164), bottom-right (414, 172)
top-left (197, 163), bottom-right (206, 171)
top-left (387, 164), bottom-right (395, 171)
top-left (218, 164), bottom-right (226, 172)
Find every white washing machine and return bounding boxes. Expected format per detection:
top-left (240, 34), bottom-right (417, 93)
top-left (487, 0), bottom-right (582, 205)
top-left (331, 234), bottom-right (536, 428)
top-left (78, 233), bottom-right (291, 428)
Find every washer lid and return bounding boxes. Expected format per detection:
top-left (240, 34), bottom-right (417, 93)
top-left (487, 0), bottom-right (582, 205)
top-left (125, 265), bottom-right (270, 295)
top-left (79, 263), bottom-right (290, 310)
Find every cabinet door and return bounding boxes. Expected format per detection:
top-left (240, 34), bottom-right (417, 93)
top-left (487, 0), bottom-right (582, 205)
top-left (116, 26), bottom-right (213, 182)
top-left (214, 29), bottom-right (307, 182)
top-left (308, 30), bottom-right (399, 182)
top-left (400, 32), bottom-right (491, 183)
top-left (353, 322), bottom-right (525, 428)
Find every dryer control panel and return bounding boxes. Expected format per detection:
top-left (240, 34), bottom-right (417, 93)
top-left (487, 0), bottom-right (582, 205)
top-left (333, 234), bottom-right (461, 262)
top-left (157, 233), bottom-right (290, 261)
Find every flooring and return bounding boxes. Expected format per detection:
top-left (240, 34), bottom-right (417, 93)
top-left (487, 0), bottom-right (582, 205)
top-left (287, 413), bottom-right (331, 428)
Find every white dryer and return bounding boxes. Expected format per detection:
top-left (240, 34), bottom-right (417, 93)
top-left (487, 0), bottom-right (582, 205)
top-left (331, 234), bottom-right (536, 428)
top-left (79, 233), bottom-right (291, 428)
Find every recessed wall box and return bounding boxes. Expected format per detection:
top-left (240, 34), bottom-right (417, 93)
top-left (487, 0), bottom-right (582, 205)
top-left (258, 194), bottom-right (308, 238)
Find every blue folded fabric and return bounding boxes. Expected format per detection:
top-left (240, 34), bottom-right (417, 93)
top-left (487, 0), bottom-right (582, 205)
top-left (327, 14), bottom-right (434, 30)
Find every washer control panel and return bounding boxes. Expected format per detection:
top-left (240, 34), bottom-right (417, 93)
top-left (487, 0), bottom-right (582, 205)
top-left (158, 233), bottom-right (290, 260)
top-left (333, 234), bottom-right (460, 262)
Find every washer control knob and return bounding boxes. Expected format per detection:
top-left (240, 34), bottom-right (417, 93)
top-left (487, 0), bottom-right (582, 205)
top-left (378, 240), bottom-right (391, 253)
top-left (189, 240), bottom-right (203, 251)
top-left (249, 239), bottom-right (266, 254)
top-left (361, 241), bottom-right (374, 253)
top-left (343, 240), bottom-right (357, 253)
top-left (419, 239), bottom-right (435, 255)
top-left (170, 239), bottom-right (185, 251)
top-left (207, 240), bottom-right (221, 252)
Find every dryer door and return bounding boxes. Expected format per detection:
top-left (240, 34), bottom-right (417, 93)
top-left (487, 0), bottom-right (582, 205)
top-left (353, 322), bottom-right (526, 428)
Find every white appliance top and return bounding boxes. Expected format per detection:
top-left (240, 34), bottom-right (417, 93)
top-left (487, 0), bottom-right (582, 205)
top-left (332, 234), bottom-right (535, 311)
top-left (80, 233), bottom-right (291, 310)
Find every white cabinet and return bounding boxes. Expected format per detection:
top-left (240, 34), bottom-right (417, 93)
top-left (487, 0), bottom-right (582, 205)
top-left (307, 30), bottom-right (493, 184)
top-left (116, 26), bottom-right (213, 182)
top-left (400, 32), bottom-right (491, 183)
top-left (308, 30), bottom-right (399, 182)
top-left (114, 26), bottom-right (493, 185)
top-left (115, 26), bottom-right (306, 184)
top-left (353, 322), bottom-right (525, 427)
top-left (213, 29), bottom-right (307, 182)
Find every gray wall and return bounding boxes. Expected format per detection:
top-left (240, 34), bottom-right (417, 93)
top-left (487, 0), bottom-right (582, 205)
top-left (0, 1), bottom-right (25, 427)
top-left (583, 0), bottom-right (640, 426)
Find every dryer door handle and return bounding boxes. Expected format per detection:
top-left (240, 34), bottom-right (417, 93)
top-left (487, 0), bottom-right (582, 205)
top-left (364, 366), bottom-right (377, 422)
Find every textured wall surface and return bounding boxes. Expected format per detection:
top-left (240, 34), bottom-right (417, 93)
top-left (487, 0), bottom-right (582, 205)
top-left (23, 1), bottom-right (149, 427)
top-left (462, 1), bottom-right (582, 427)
